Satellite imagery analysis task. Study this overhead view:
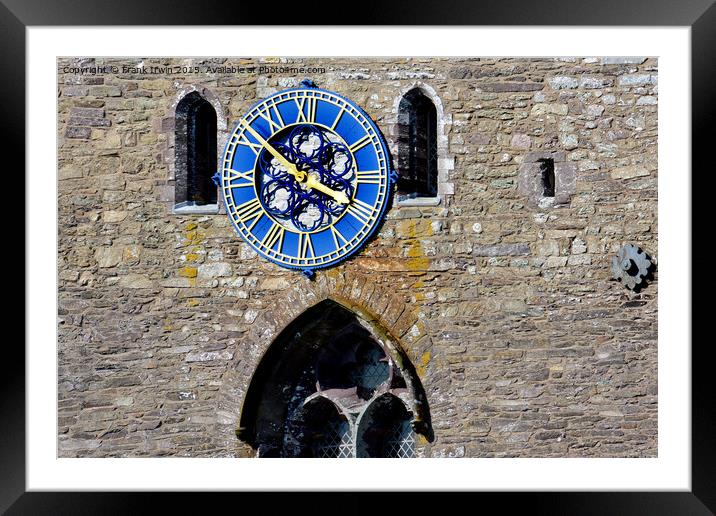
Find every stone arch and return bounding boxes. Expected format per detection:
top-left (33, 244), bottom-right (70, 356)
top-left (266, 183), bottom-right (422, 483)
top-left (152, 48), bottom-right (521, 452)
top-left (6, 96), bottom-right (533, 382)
top-left (213, 271), bottom-right (434, 456)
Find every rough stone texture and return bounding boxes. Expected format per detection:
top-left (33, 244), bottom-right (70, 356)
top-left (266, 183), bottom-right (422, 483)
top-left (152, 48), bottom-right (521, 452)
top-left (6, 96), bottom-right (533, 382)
top-left (57, 57), bottom-right (658, 459)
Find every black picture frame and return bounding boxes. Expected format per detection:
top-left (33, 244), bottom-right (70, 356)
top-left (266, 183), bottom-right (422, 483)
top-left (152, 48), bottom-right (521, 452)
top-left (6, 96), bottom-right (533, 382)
top-left (7, 1), bottom-right (708, 513)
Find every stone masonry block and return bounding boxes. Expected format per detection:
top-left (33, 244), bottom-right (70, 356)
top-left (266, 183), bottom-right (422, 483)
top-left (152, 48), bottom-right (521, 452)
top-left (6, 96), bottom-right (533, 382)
top-left (68, 117), bottom-right (111, 127)
top-left (554, 162), bottom-right (577, 205)
top-left (70, 107), bottom-right (105, 118)
top-left (473, 243), bottom-right (531, 257)
top-left (478, 82), bottom-right (545, 92)
top-left (65, 126), bottom-right (91, 139)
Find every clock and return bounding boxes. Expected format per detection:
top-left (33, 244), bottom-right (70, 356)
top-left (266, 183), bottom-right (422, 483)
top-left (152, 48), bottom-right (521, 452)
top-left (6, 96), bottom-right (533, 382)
top-left (216, 84), bottom-right (395, 277)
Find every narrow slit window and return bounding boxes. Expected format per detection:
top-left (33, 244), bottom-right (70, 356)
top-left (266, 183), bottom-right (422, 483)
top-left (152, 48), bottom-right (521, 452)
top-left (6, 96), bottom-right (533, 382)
top-left (175, 92), bottom-right (218, 206)
top-left (397, 89), bottom-right (438, 199)
top-left (540, 158), bottom-right (555, 198)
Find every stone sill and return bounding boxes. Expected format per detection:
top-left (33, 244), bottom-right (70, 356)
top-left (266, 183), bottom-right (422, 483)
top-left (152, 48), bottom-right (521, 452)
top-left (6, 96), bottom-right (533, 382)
top-left (172, 202), bottom-right (220, 215)
top-left (396, 196), bottom-right (441, 207)
top-left (536, 196), bottom-right (571, 209)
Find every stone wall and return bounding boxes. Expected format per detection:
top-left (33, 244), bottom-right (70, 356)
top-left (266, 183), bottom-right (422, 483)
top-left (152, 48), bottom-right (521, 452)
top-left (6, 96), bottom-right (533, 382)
top-left (57, 57), bottom-right (658, 458)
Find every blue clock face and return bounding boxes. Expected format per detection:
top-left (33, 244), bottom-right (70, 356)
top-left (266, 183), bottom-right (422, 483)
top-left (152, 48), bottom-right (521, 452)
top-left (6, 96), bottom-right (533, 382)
top-left (218, 87), bottom-right (392, 271)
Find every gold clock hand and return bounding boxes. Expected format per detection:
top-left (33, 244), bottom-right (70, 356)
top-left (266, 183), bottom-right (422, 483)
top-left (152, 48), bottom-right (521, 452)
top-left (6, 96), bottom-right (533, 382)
top-left (304, 176), bottom-right (350, 205)
top-left (238, 119), bottom-right (350, 205)
top-left (239, 119), bottom-right (305, 181)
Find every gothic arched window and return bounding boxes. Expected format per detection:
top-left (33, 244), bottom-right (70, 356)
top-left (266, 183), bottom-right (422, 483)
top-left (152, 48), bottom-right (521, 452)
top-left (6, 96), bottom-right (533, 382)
top-left (175, 92), bottom-right (217, 207)
top-left (238, 300), bottom-right (432, 458)
top-left (397, 88), bottom-right (438, 199)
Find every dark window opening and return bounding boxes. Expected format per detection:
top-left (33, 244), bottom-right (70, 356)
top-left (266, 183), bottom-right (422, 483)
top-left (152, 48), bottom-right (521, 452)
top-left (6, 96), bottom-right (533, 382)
top-left (357, 394), bottom-right (414, 458)
top-left (301, 398), bottom-right (353, 458)
top-left (397, 89), bottom-right (438, 198)
top-left (175, 92), bottom-right (217, 206)
top-left (351, 344), bottom-right (390, 400)
top-left (540, 158), bottom-right (555, 197)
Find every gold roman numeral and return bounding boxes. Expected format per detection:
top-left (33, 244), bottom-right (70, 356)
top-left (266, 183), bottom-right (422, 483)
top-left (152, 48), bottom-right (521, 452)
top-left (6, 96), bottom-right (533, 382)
top-left (330, 226), bottom-right (349, 249)
top-left (295, 96), bottom-right (317, 123)
top-left (261, 222), bottom-right (285, 252)
top-left (297, 232), bottom-right (314, 260)
top-left (349, 134), bottom-right (371, 153)
top-left (330, 108), bottom-right (345, 131)
top-left (234, 198), bottom-right (263, 225)
top-left (226, 169), bottom-right (254, 188)
top-left (237, 131), bottom-right (262, 155)
top-left (256, 102), bottom-right (284, 133)
top-left (270, 101), bottom-right (285, 127)
top-left (355, 169), bottom-right (382, 185)
top-left (346, 198), bottom-right (374, 225)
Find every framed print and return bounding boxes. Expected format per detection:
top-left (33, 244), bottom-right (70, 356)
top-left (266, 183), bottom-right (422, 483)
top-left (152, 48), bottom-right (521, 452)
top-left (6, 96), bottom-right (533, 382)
top-left (8, 0), bottom-right (709, 514)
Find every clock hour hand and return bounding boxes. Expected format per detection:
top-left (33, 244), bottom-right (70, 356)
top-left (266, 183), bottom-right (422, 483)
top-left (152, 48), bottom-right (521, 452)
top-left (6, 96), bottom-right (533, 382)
top-left (304, 176), bottom-right (350, 205)
top-left (239, 119), bottom-right (350, 205)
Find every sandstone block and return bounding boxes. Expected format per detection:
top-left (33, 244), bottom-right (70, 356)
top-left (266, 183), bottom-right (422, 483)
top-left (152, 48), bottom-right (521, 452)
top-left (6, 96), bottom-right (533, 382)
top-left (185, 350), bottom-right (234, 362)
top-left (70, 107), bottom-right (105, 118)
top-left (90, 85), bottom-right (122, 97)
top-left (580, 76), bottom-right (612, 88)
top-left (510, 133), bottom-right (531, 149)
top-left (473, 243), bottom-right (530, 257)
top-left (65, 126), bottom-right (91, 139)
top-left (118, 274), bottom-right (154, 288)
top-left (601, 57), bottom-right (646, 64)
top-left (95, 246), bottom-right (123, 268)
top-left (618, 74), bottom-right (658, 86)
top-left (611, 166), bottom-right (650, 180)
top-left (478, 82), bottom-right (544, 92)
top-left (59, 165), bottom-right (83, 180)
top-left (530, 103), bottom-right (568, 116)
top-left (548, 76), bottom-right (578, 89)
top-left (198, 262), bottom-right (232, 278)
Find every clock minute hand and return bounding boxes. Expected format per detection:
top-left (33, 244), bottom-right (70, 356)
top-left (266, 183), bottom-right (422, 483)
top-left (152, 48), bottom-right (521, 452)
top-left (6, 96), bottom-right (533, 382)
top-left (238, 119), bottom-right (303, 180)
top-left (238, 119), bottom-right (350, 205)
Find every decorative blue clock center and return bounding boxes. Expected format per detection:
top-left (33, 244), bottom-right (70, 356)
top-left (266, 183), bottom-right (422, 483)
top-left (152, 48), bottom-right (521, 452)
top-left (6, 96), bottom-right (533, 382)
top-left (218, 86), bottom-right (394, 274)
top-left (258, 124), bottom-right (355, 233)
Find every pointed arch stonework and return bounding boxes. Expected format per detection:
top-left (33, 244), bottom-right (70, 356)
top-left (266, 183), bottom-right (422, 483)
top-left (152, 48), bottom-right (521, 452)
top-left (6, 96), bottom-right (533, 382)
top-left (213, 270), bottom-right (434, 457)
